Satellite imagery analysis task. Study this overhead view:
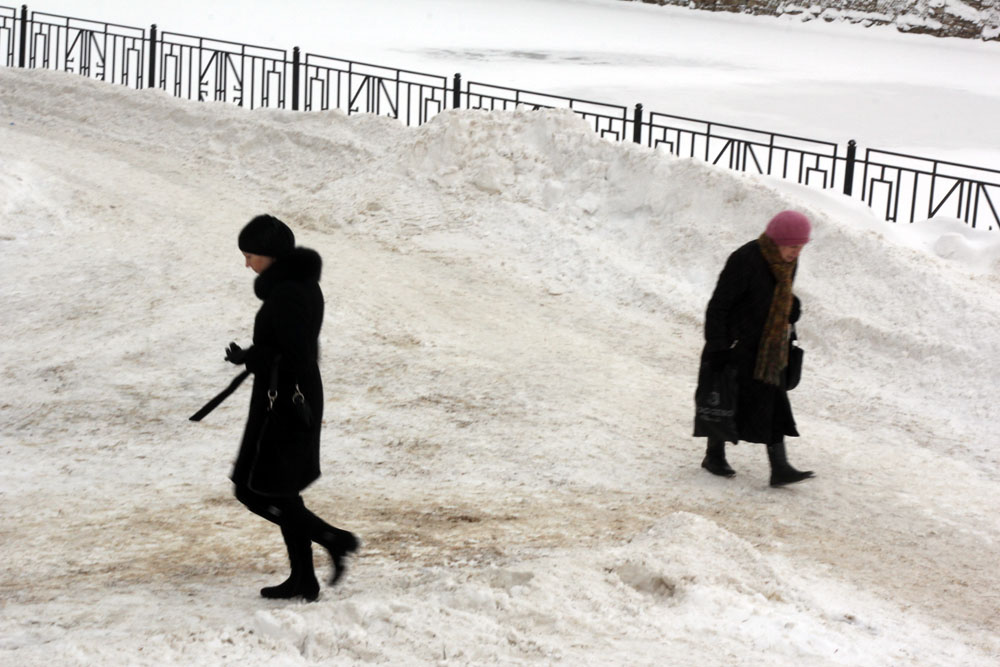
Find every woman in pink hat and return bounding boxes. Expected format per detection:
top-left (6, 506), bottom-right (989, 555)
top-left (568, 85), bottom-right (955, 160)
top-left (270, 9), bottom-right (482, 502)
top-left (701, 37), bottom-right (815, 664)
top-left (694, 210), bottom-right (814, 487)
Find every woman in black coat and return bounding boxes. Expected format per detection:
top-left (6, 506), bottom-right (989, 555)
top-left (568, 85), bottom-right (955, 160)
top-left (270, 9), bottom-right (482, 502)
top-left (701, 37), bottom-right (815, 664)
top-left (695, 210), bottom-right (814, 487)
top-left (226, 214), bottom-right (358, 601)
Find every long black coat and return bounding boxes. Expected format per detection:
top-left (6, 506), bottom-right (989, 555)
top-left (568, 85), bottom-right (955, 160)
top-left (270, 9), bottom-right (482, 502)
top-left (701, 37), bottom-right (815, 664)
top-left (695, 239), bottom-right (800, 444)
top-left (231, 248), bottom-right (324, 495)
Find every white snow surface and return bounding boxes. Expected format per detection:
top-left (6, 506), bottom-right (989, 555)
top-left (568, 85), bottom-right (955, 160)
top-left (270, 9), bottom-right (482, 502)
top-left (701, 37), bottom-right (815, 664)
top-left (2, 28), bottom-right (1000, 667)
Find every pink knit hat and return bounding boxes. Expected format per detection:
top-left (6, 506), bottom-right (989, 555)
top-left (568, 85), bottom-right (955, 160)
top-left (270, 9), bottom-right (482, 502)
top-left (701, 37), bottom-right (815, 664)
top-left (765, 210), bottom-right (811, 246)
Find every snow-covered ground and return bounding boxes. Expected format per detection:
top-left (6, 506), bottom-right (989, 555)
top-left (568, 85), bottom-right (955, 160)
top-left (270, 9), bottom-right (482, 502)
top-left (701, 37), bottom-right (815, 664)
top-left (621, 0), bottom-right (1000, 41)
top-left (2, 2), bottom-right (1000, 666)
top-left (21, 0), bottom-right (1000, 170)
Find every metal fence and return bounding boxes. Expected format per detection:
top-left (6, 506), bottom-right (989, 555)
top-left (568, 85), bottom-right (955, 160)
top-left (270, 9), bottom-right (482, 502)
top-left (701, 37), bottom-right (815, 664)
top-left (859, 149), bottom-right (999, 227)
top-left (643, 112), bottom-right (844, 189)
top-left (462, 80), bottom-right (635, 143)
top-left (157, 31), bottom-right (289, 108)
top-left (2, 4), bottom-right (997, 230)
top-left (303, 53), bottom-right (449, 126)
top-left (1, 5), bottom-right (18, 66)
top-left (25, 11), bottom-right (147, 86)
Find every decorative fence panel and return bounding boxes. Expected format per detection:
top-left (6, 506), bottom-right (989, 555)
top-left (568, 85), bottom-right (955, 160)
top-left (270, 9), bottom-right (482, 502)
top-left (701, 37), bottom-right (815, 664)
top-left (645, 111), bottom-right (844, 190)
top-left (27, 11), bottom-right (147, 87)
top-left (157, 32), bottom-right (288, 109)
top-left (856, 150), bottom-right (1000, 229)
top-left (302, 54), bottom-right (449, 125)
top-left (464, 81), bottom-right (633, 142)
top-left (1, 4), bottom-right (998, 231)
top-left (0, 5), bottom-right (16, 68)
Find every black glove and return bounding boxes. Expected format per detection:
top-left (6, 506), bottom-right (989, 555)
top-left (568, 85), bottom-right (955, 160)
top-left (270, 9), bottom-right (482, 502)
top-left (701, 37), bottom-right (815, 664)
top-left (225, 342), bottom-right (248, 365)
top-left (705, 347), bottom-right (733, 372)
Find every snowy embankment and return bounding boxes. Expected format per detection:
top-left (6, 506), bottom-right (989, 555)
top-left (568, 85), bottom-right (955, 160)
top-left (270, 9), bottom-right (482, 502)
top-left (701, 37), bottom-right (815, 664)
top-left (1, 67), bottom-right (998, 665)
top-left (622, 0), bottom-right (1000, 41)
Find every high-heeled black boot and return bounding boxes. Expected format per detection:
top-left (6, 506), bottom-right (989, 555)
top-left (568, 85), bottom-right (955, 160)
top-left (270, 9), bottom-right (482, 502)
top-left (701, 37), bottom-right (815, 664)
top-left (260, 494), bottom-right (359, 587)
top-left (767, 440), bottom-right (814, 487)
top-left (261, 525), bottom-right (320, 601)
top-left (701, 438), bottom-right (736, 477)
top-left (316, 527), bottom-right (360, 586)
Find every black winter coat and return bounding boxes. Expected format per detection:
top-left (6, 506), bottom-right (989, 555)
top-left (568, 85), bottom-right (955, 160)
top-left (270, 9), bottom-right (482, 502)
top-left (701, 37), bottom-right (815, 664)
top-left (231, 248), bottom-right (324, 495)
top-left (694, 239), bottom-right (800, 444)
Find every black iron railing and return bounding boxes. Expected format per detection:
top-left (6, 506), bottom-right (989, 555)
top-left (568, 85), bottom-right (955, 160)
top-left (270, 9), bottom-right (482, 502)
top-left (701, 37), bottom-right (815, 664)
top-left (157, 31), bottom-right (288, 108)
top-left (25, 11), bottom-right (147, 86)
top-left (2, 3), bottom-right (998, 230)
top-left (303, 53), bottom-right (449, 125)
top-left (858, 149), bottom-right (999, 227)
top-left (462, 81), bottom-right (634, 142)
top-left (643, 111), bottom-right (844, 189)
top-left (1, 5), bottom-right (18, 67)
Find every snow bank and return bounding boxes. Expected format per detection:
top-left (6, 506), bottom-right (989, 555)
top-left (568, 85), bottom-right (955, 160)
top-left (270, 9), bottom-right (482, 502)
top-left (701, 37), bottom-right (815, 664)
top-left (623, 0), bottom-right (1000, 41)
top-left (1, 67), bottom-right (998, 665)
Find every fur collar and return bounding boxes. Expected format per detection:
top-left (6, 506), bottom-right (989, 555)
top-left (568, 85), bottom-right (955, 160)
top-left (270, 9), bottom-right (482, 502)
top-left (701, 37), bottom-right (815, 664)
top-left (254, 247), bottom-right (322, 300)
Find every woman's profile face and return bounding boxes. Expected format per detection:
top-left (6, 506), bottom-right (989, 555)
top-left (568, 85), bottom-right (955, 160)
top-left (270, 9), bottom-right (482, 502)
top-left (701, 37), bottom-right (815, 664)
top-left (778, 244), bottom-right (805, 263)
top-left (243, 252), bottom-right (274, 274)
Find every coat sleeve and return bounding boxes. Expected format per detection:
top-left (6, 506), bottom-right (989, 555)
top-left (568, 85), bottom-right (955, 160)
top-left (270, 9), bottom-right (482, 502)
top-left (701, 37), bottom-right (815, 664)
top-left (242, 343), bottom-right (274, 375)
top-left (704, 250), bottom-right (749, 351)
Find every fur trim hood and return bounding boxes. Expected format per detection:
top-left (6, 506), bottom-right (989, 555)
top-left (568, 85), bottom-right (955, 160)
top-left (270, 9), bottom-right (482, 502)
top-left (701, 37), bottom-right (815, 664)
top-left (254, 247), bottom-right (322, 300)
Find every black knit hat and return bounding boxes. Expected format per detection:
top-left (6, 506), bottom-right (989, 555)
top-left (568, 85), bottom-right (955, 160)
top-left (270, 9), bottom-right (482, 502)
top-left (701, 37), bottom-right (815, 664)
top-left (238, 214), bottom-right (295, 258)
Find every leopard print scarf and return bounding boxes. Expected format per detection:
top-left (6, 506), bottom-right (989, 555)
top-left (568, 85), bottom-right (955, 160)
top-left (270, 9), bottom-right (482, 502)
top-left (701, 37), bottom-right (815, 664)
top-left (754, 234), bottom-right (796, 386)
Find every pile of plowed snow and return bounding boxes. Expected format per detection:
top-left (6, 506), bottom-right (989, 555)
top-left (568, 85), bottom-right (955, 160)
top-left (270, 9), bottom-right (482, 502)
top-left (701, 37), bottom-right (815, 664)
top-left (2, 67), bottom-right (998, 666)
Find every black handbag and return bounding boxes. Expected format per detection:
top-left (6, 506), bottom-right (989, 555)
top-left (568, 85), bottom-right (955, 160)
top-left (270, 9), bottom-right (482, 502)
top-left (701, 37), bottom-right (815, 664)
top-left (248, 355), bottom-right (313, 496)
top-left (262, 355), bottom-right (313, 430)
top-left (786, 340), bottom-right (804, 390)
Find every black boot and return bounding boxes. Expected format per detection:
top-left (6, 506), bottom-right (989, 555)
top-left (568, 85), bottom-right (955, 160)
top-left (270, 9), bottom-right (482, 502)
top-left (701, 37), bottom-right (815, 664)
top-left (316, 528), bottom-right (360, 586)
top-left (267, 495), bottom-right (359, 587)
top-left (767, 441), bottom-right (814, 487)
top-left (701, 438), bottom-right (735, 477)
top-left (261, 525), bottom-right (320, 602)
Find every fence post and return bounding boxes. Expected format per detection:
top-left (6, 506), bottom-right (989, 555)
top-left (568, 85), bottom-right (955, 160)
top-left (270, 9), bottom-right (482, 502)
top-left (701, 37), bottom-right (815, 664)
top-left (843, 139), bottom-right (857, 196)
top-left (147, 24), bottom-right (157, 88)
top-left (291, 47), bottom-right (300, 111)
top-left (632, 103), bottom-right (643, 144)
top-left (18, 4), bottom-right (28, 67)
top-left (452, 73), bottom-right (461, 109)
